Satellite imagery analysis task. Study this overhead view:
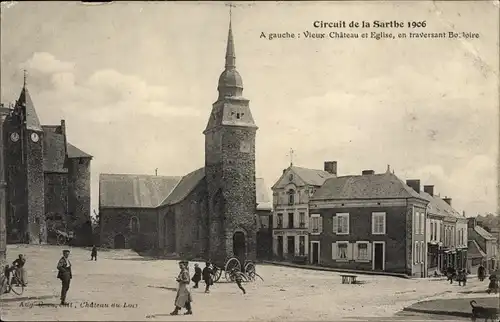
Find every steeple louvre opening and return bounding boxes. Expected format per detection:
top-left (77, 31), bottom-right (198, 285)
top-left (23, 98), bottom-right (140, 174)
top-left (217, 19), bottom-right (244, 100)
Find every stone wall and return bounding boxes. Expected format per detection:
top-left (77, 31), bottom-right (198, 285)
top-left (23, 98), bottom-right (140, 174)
top-left (25, 129), bottom-right (45, 244)
top-left (68, 157), bottom-right (92, 246)
top-left (99, 207), bottom-right (157, 249)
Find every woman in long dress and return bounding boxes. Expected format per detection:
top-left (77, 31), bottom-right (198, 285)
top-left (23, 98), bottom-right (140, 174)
top-left (170, 261), bottom-right (193, 315)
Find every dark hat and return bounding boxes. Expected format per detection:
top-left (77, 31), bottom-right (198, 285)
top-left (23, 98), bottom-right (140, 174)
top-left (179, 260), bottom-right (188, 264)
top-left (63, 249), bottom-right (70, 253)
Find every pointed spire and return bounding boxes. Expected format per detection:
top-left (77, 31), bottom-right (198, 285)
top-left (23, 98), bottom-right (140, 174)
top-left (225, 8), bottom-right (236, 69)
top-left (23, 69), bottom-right (28, 88)
top-left (16, 70), bottom-right (42, 132)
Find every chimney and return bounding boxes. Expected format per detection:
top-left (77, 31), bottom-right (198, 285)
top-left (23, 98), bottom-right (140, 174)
top-left (467, 217), bottom-right (477, 229)
top-left (443, 197), bottom-right (452, 206)
top-left (283, 169), bottom-right (286, 174)
top-left (406, 179), bottom-right (420, 193)
top-left (324, 161), bottom-right (337, 175)
top-left (423, 185), bottom-right (434, 196)
top-left (362, 170), bottom-right (375, 175)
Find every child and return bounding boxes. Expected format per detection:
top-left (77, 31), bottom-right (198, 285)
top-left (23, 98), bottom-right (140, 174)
top-left (191, 264), bottom-right (202, 288)
top-left (231, 269), bottom-right (246, 295)
top-left (458, 269), bottom-right (467, 286)
top-left (202, 262), bottom-right (213, 293)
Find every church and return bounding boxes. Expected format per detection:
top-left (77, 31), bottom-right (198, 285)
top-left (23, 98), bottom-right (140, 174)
top-left (1, 78), bottom-right (93, 246)
top-left (99, 18), bottom-right (271, 263)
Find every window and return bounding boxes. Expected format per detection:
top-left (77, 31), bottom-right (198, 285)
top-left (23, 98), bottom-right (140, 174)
top-left (287, 189), bottom-right (295, 205)
top-left (288, 213), bottom-right (294, 228)
top-left (299, 212), bottom-right (306, 228)
top-left (310, 214), bottom-right (322, 234)
top-left (372, 212), bottom-right (386, 235)
top-left (299, 236), bottom-right (305, 255)
top-left (356, 242), bottom-right (369, 261)
top-left (336, 213), bottom-right (349, 235)
top-left (337, 242), bottom-right (348, 259)
top-left (420, 213), bottom-right (425, 235)
top-left (277, 213), bottom-right (283, 228)
top-left (414, 242), bottom-right (419, 264)
top-left (129, 216), bottom-right (140, 233)
top-left (430, 222), bottom-right (434, 240)
top-left (420, 241), bottom-right (425, 264)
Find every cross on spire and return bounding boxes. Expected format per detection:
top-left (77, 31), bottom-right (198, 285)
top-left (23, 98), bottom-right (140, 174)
top-left (288, 148), bottom-right (295, 166)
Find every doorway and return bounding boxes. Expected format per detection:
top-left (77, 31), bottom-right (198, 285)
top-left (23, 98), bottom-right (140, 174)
top-left (277, 236), bottom-right (283, 259)
top-left (164, 214), bottom-right (176, 253)
top-left (233, 231), bottom-right (246, 258)
top-left (287, 236), bottom-right (295, 257)
top-left (311, 241), bottom-right (320, 265)
top-left (114, 234), bottom-right (126, 249)
top-left (373, 242), bottom-right (385, 270)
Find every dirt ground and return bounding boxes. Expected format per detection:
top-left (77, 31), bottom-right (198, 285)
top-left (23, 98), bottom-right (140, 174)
top-left (0, 245), bottom-right (493, 321)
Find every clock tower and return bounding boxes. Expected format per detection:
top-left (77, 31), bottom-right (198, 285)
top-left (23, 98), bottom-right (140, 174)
top-left (204, 17), bottom-right (258, 264)
top-left (3, 76), bottom-right (45, 244)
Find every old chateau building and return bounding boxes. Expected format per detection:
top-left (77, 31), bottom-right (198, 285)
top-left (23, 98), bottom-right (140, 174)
top-left (271, 162), bottom-right (336, 261)
top-left (1, 81), bottom-right (93, 246)
top-left (99, 20), bottom-right (272, 264)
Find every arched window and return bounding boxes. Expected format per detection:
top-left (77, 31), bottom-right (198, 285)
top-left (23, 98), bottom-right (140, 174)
top-left (129, 216), bottom-right (140, 233)
top-left (287, 189), bottom-right (295, 205)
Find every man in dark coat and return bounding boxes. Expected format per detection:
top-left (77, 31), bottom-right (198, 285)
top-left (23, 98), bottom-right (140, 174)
top-left (202, 262), bottom-right (213, 293)
top-left (57, 249), bottom-right (72, 305)
top-left (91, 246), bottom-right (97, 261)
top-left (478, 264), bottom-right (486, 281)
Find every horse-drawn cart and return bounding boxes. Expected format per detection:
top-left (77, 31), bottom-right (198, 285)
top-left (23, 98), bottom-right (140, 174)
top-left (209, 256), bottom-right (262, 283)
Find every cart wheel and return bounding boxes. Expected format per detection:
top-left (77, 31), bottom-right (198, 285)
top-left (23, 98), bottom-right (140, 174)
top-left (224, 257), bottom-right (241, 282)
top-left (211, 266), bottom-right (222, 282)
top-left (244, 262), bottom-right (256, 281)
top-left (9, 279), bottom-right (24, 295)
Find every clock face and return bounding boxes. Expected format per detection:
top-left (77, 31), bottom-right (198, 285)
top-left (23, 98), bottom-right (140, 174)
top-left (30, 132), bottom-right (39, 143)
top-left (10, 132), bottom-right (20, 142)
top-left (240, 140), bottom-right (251, 153)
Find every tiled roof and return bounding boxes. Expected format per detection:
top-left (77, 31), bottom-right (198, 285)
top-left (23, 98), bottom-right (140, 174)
top-left (160, 167), bottom-right (206, 206)
top-left (256, 178), bottom-right (272, 211)
top-left (467, 239), bottom-right (486, 258)
top-left (311, 172), bottom-right (424, 200)
top-left (67, 142), bottom-right (93, 158)
top-left (292, 166), bottom-right (336, 186)
top-left (100, 174), bottom-right (182, 208)
top-left (18, 87), bottom-right (42, 132)
top-left (420, 191), bottom-right (462, 219)
top-left (474, 225), bottom-right (496, 240)
top-left (42, 126), bottom-right (67, 173)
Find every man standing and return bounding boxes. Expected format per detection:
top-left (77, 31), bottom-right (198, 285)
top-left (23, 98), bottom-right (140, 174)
top-left (57, 249), bottom-right (72, 305)
top-left (202, 262), bottom-right (213, 293)
top-left (90, 246), bottom-right (97, 261)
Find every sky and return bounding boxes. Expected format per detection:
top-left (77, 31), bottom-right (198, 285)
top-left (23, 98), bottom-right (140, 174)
top-left (1, 1), bottom-right (498, 217)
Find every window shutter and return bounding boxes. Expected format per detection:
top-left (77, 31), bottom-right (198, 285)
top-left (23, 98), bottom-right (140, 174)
top-left (318, 216), bottom-right (323, 233)
top-left (347, 243), bottom-right (353, 260)
top-left (309, 217), bottom-right (313, 232)
top-left (346, 214), bottom-right (350, 234)
top-left (353, 242), bottom-right (359, 260)
top-left (331, 242), bottom-right (337, 260)
top-left (367, 243), bottom-right (372, 261)
top-left (332, 216), bottom-right (338, 234)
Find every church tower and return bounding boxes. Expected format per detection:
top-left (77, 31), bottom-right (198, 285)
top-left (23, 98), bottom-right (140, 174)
top-left (204, 16), bottom-right (258, 264)
top-left (3, 74), bottom-right (45, 244)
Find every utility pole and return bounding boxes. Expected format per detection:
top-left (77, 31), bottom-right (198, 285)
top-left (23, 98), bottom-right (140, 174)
top-left (155, 168), bottom-right (158, 176)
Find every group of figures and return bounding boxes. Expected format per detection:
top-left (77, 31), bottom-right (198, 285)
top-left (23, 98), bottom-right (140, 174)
top-left (445, 264), bottom-right (499, 293)
top-left (170, 260), bottom-right (248, 316)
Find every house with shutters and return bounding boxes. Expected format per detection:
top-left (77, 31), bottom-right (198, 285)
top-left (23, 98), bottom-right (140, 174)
top-left (271, 161), bottom-right (337, 261)
top-left (308, 167), bottom-right (429, 276)
top-left (467, 217), bottom-right (498, 274)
